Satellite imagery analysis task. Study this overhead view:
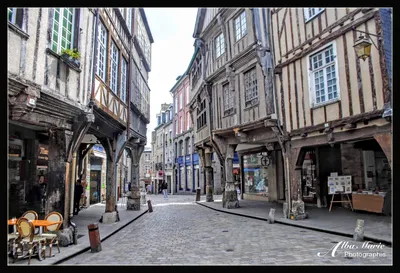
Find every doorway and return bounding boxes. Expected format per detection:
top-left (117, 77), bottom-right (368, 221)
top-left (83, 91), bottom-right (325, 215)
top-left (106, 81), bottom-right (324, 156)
top-left (90, 170), bottom-right (101, 204)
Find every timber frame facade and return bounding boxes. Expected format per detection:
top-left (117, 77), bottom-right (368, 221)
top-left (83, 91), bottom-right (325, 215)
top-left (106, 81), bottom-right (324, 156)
top-left (189, 8), bottom-right (286, 208)
top-left (271, 8), bottom-right (392, 217)
top-left (7, 7), bottom-right (154, 236)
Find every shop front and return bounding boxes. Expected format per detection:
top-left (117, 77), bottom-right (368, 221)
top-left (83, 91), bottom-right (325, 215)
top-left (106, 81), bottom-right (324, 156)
top-left (8, 122), bottom-right (49, 218)
top-left (298, 139), bottom-right (391, 215)
top-left (243, 153), bottom-right (269, 200)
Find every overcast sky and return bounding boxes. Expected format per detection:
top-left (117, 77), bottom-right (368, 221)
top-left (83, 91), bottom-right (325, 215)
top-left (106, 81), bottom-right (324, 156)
top-left (144, 8), bottom-right (198, 147)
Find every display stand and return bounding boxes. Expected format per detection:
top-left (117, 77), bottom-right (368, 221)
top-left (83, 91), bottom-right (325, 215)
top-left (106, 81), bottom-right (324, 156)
top-left (329, 192), bottom-right (354, 212)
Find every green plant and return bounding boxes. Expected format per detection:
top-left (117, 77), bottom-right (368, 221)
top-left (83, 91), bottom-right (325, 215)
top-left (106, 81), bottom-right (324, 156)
top-left (61, 48), bottom-right (81, 60)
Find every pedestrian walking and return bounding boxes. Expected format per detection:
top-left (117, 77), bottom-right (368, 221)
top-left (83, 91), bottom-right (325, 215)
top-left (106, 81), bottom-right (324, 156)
top-left (74, 176), bottom-right (84, 215)
top-left (162, 182), bottom-right (168, 199)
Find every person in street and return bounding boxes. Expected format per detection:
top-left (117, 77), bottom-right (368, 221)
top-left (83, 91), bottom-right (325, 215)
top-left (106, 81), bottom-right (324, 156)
top-left (28, 175), bottom-right (47, 213)
top-left (162, 182), bottom-right (168, 199)
top-left (74, 176), bottom-right (84, 215)
top-left (128, 182), bottom-right (132, 192)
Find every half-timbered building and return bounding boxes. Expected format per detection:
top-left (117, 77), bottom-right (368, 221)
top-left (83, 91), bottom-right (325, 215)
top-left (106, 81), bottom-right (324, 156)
top-left (271, 8), bottom-right (392, 216)
top-left (189, 8), bottom-right (286, 208)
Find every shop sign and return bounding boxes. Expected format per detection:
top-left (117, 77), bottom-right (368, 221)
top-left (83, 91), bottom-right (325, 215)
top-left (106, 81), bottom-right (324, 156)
top-left (9, 143), bottom-right (22, 158)
top-left (37, 144), bottom-right (49, 166)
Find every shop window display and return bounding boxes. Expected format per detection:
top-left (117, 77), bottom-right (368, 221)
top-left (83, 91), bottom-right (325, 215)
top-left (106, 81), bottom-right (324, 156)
top-left (243, 153), bottom-right (268, 196)
top-left (302, 150), bottom-right (317, 203)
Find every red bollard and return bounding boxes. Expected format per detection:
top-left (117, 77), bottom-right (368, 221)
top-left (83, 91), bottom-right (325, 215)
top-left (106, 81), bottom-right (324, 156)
top-left (147, 200), bottom-right (153, 213)
top-left (88, 223), bottom-right (102, 252)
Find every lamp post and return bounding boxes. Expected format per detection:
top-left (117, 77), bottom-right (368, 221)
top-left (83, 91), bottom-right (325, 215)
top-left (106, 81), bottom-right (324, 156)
top-left (352, 27), bottom-right (380, 61)
top-left (353, 35), bottom-right (372, 61)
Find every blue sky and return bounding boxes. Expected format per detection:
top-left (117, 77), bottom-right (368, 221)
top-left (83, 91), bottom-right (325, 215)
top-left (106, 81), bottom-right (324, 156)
top-left (144, 8), bottom-right (198, 146)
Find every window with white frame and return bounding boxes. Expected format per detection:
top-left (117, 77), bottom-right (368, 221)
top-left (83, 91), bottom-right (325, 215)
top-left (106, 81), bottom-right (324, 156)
top-left (234, 11), bottom-right (247, 41)
top-left (180, 116), bottom-right (183, 134)
top-left (180, 92), bottom-right (183, 110)
top-left (175, 120), bottom-right (178, 135)
top-left (303, 8), bottom-right (324, 22)
top-left (186, 86), bottom-right (189, 104)
top-left (244, 67), bottom-right (258, 107)
top-left (175, 97), bottom-right (178, 113)
top-left (186, 112), bottom-right (190, 131)
top-left (120, 58), bottom-right (128, 103)
top-left (223, 83), bottom-right (234, 114)
top-left (110, 41), bottom-right (119, 94)
top-left (215, 33), bottom-right (225, 58)
top-left (51, 8), bottom-right (75, 54)
top-left (96, 21), bottom-right (108, 82)
top-left (309, 43), bottom-right (339, 105)
top-left (8, 8), bottom-right (24, 29)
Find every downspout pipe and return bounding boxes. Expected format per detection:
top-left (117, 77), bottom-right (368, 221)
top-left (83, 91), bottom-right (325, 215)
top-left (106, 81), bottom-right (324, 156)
top-left (89, 8), bottom-right (100, 106)
top-left (265, 8), bottom-right (291, 216)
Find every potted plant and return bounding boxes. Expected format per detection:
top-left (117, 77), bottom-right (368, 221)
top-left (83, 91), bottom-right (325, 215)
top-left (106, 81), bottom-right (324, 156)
top-left (61, 48), bottom-right (81, 68)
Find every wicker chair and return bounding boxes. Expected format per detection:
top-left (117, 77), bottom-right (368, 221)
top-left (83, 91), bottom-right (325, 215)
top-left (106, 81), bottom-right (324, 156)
top-left (8, 233), bottom-right (18, 257)
top-left (16, 218), bottom-right (47, 264)
top-left (21, 210), bottom-right (39, 234)
top-left (42, 212), bottom-right (63, 257)
top-left (21, 210), bottom-right (38, 221)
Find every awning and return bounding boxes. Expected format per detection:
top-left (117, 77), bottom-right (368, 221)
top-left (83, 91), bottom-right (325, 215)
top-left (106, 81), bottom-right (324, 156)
top-left (235, 144), bottom-right (265, 153)
top-left (93, 150), bottom-right (107, 159)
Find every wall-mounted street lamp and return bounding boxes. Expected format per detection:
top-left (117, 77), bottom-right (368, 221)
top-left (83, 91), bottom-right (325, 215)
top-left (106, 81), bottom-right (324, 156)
top-left (352, 27), bottom-right (381, 61)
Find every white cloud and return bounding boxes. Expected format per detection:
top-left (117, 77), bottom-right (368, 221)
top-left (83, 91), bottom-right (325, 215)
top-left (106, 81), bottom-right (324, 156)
top-left (144, 8), bottom-right (198, 147)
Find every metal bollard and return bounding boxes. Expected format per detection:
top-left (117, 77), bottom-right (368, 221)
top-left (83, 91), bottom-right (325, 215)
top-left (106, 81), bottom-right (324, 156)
top-left (88, 223), bottom-right (102, 252)
top-left (353, 219), bottom-right (364, 242)
top-left (268, 208), bottom-right (275, 224)
top-left (147, 199), bottom-right (153, 213)
top-left (195, 188), bottom-right (201, 202)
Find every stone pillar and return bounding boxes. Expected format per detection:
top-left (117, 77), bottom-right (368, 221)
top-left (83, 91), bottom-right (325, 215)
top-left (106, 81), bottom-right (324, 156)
top-left (99, 137), bottom-right (117, 223)
top-left (288, 147), bottom-right (307, 220)
top-left (267, 150), bottom-right (278, 201)
top-left (224, 145), bottom-right (238, 209)
top-left (47, 129), bottom-right (71, 217)
top-left (204, 151), bottom-right (214, 202)
top-left (127, 145), bottom-right (144, 211)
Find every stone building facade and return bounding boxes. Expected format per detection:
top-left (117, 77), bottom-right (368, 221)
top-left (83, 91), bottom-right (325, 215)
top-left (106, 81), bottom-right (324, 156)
top-left (139, 147), bottom-right (152, 190)
top-left (170, 64), bottom-right (204, 195)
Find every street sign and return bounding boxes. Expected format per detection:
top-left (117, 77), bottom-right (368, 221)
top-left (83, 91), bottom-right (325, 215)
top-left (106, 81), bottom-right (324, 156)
top-left (261, 156), bottom-right (270, 166)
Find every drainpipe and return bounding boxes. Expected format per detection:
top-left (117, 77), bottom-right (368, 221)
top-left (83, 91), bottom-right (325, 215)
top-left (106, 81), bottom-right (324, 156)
top-left (264, 8), bottom-right (291, 216)
top-left (89, 8), bottom-right (100, 106)
top-left (69, 152), bottom-right (77, 217)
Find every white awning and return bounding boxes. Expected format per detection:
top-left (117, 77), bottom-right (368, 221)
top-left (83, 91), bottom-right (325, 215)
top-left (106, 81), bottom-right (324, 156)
top-left (93, 150), bottom-right (106, 159)
top-left (235, 144), bottom-right (265, 153)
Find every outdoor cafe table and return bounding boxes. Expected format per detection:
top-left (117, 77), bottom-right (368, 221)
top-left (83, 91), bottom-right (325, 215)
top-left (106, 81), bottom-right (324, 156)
top-left (8, 219), bottom-right (61, 236)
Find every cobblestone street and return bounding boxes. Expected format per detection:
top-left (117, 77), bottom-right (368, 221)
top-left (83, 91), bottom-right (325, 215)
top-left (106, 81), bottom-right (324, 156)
top-left (61, 195), bottom-right (392, 265)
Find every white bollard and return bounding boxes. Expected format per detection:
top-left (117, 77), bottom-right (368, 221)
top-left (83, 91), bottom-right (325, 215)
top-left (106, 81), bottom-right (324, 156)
top-left (268, 208), bottom-right (275, 224)
top-left (353, 219), bottom-right (364, 241)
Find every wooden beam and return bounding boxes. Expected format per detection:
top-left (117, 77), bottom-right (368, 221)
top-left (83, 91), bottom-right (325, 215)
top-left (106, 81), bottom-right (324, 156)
top-left (291, 123), bottom-right (391, 148)
top-left (276, 10), bottom-right (375, 69)
top-left (284, 8), bottom-right (362, 57)
top-left (289, 109), bottom-right (384, 137)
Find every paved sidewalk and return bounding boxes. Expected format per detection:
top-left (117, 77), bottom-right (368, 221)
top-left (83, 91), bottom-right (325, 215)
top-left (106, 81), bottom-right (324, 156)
top-left (9, 200), bottom-right (148, 265)
top-left (197, 196), bottom-right (392, 245)
top-left (8, 193), bottom-right (391, 265)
